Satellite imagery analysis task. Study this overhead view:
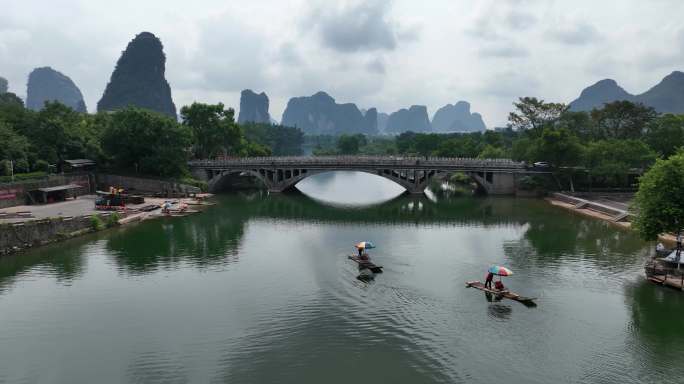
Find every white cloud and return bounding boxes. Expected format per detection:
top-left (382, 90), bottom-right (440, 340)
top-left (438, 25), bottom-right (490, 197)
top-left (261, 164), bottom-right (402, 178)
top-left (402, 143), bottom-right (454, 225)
top-left (0, 0), bottom-right (683, 126)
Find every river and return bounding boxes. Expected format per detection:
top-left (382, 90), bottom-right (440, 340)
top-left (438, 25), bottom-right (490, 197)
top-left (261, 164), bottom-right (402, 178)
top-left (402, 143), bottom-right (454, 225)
top-left (0, 172), bottom-right (683, 384)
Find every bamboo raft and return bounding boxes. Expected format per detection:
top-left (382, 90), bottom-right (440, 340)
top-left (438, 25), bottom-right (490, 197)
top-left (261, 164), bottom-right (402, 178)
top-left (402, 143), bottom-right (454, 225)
top-left (348, 256), bottom-right (383, 273)
top-left (466, 281), bottom-right (537, 306)
top-left (647, 275), bottom-right (684, 290)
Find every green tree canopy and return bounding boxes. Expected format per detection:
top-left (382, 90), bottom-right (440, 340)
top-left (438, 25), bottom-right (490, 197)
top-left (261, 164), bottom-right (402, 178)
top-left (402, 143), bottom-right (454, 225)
top-left (508, 97), bottom-right (567, 133)
top-left (644, 114), bottom-right (684, 158)
top-left (180, 102), bottom-right (242, 158)
top-left (242, 122), bottom-right (304, 156)
top-left (584, 139), bottom-right (656, 186)
top-left (102, 107), bottom-right (192, 177)
top-left (557, 110), bottom-right (592, 139)
top-left (337, 134), bottom-right (366, 155)
top-left (633, 151), bottom-right (684, 240)
top-left (0, 120), bottom-right (30, 162)
top-left (534, 127), bottom-right (583, 168)
top-left (477, 144), bottom-right (508, 159)
top-left (590, 100), bottom-right (657, 140)
top-left (32, 101), bottom-right (90, 167)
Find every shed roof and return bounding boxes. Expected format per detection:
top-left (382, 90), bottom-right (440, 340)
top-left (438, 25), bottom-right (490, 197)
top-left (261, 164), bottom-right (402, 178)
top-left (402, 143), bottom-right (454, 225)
top-left (64, 159), bottom-right (96, 167)
top-left (32, 184), bottom-right (83, 193)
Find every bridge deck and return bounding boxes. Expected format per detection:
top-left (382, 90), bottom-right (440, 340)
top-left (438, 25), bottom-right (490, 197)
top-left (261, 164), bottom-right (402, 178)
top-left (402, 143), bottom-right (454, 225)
top-left (189, 156), bottom-right (528, 172)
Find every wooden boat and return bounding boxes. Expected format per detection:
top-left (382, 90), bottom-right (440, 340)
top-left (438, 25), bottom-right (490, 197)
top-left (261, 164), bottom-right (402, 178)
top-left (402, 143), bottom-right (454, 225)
top-left (466, 281), bottom-right (536, 306)
top-left (348, 255), bottom-right (383, 273)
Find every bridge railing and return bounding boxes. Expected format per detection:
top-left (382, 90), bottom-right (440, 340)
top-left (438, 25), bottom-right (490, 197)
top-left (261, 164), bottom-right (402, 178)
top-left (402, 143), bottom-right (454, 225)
top-left (188, 156), bottom-right (525, 169)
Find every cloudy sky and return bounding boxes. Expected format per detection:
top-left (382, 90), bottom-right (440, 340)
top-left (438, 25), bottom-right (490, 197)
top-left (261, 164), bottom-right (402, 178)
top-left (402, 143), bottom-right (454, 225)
top-left (1, 0), bottom-right (683, 126)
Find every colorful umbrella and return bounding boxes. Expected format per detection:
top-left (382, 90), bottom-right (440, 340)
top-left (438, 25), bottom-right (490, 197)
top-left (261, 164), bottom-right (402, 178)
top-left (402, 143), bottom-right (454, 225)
top-left (355, 241), bottom-right (376, 249)
top-left (488, 265), bottom-right (513, 276)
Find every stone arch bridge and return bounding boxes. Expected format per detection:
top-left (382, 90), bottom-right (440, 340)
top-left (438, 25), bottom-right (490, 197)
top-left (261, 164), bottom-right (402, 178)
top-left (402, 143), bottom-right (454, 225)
top-left (189, 156), bottom-right (534, 195)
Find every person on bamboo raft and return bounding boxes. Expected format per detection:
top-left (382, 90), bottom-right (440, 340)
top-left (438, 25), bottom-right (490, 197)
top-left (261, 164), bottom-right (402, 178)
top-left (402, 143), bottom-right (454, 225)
top-left (494, 281), bottom-right (505, 291)
top-left (485, 272), bottom-right (494, 289)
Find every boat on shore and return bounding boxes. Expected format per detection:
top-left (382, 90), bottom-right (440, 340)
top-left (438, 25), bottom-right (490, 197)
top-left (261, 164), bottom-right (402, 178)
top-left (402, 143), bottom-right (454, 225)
top-left (466, 281), bottom-right (537, 307)
top-left (348, 255), bottom-right (383, 273)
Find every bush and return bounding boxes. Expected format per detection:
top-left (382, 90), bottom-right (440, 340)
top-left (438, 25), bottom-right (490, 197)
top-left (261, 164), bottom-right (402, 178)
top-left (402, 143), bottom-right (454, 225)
top-left (180, 177), bottom-right (208, 192)
top-left (14, 159), bottom-right (29, 173)
top-left (0, 171), bottom-right (48, 183)
top-left (449, 172), bottom-right (472, 184)
top-left (105, 212), bottom-right (121, 228)
top-left (33, 159), bottom-right (49, 173)
top-left (90, 215), bottom-right (105, 231)
top-left (518, 175), bottom-right (548, 191)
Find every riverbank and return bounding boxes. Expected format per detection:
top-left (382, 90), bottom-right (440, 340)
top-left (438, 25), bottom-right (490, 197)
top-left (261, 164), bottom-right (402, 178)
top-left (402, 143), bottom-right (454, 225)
top-left (546, 192), bottom-right (679, 244)
top-left (546, 193), bottom-right (632, 229)
top-left (0, 194), bottom-right (214, 255)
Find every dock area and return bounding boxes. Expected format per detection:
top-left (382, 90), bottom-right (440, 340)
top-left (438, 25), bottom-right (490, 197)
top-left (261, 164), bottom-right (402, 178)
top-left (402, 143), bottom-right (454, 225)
top-left (645, 259), bottom-right (684, 291)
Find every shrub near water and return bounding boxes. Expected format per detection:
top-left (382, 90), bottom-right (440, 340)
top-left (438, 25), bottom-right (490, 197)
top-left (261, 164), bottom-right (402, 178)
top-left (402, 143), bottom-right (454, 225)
top-left (90, 215), bottom-right (105, 231)
top-left (106, 212), bottom-right (121, 228)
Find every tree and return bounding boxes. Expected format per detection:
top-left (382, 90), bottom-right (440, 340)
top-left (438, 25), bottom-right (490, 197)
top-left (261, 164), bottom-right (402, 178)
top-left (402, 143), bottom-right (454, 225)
top-left (0, 93), bottom-right (35, 138)
top-left (32, 101), bottom-right (84, 167)
top-left (242, 122), bottom-right (304, 156)
top-left (433, 135), bottom-right (481, 157)
top-left (239, 141), bottom-right (272, 157)
top-left (478, 144), bottom-right (508, 159)
top-left (510, 137), bottom-right (534, 162)
top-left (337, 134), bottom-right (366, 155)
top-left (523, 127), bottom-right (584, 191)
top-left (102, 108), bottom-right (192, 177)
top-left (180, 102), bottom-right (242, 158)
top-left (584, 139), bottom-right (656, 186)
top-left (508, 97), bottom-right (567, 133)
top-left (534, 127), bottom-right (583, 168)
top-left (590, 101), bottom-right (657, 140)
top-left (0, 120), bottom-right (30, 163)
top-left (557, 110), bottom-right (592, 139)
top-left (633, 151), bottom-right (684, 240)
top-left (0, 92), bottom-right (24, 108)
top-left (644, 114), bottom-right (684, 158)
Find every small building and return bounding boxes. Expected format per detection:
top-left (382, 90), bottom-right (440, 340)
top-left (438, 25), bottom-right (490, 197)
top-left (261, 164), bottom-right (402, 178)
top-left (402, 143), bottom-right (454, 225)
top-left (28, 184), bottom-right (83, 204)
top-left (63, 159), bottom-right (96, 173)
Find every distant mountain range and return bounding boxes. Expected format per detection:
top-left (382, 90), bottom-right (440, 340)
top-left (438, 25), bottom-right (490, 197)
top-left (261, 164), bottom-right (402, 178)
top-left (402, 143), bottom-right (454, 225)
top-left (11, 30), bottom-right (683, 133)
top-left (431, 101), bottom-right (486, 132)
top-left (238, 88), bottom-right (487, 135)
top-left (281, 91), bottom-right (378, 135)
top-left (569, 71), bottom-right (684, 114)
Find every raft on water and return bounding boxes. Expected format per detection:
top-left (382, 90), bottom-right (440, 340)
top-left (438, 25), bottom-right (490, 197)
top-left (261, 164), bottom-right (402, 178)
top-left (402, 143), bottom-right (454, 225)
top-left (466, 281), bottom-right (537, 306)
top-left (348, 255), bottom-right (383, 273)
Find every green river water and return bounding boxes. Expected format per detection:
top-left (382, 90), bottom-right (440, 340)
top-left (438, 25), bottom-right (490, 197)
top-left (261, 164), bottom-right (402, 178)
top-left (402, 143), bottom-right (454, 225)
top-left (0, 171), bottom-right (683, 384)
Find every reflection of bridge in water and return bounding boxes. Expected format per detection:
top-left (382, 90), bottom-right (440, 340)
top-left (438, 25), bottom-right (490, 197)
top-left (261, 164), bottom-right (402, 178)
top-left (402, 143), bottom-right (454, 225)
top-left (189, 156), bottom-right (543, 195)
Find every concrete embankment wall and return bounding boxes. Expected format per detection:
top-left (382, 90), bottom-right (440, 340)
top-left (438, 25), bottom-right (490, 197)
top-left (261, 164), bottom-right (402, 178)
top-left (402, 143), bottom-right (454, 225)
top-left (549, 192), bottom-right (632, 222)
top-left (0, 215), bottom-right (95, 255)
top-left (0, 174), bottom-right (94, 209)
top-left (96, 174), bottom-right (200, 196)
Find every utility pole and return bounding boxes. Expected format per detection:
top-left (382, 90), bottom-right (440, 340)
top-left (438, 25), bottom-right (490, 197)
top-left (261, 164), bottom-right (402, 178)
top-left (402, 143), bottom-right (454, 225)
top-left (10, 159), bottom-right (14, 182)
